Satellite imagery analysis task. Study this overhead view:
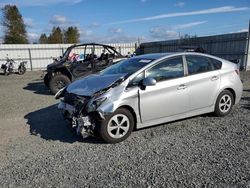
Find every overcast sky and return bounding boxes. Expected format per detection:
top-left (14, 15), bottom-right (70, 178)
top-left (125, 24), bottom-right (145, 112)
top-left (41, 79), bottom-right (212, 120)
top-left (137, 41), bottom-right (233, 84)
top-left (0, 0), bottom-right (249, 43)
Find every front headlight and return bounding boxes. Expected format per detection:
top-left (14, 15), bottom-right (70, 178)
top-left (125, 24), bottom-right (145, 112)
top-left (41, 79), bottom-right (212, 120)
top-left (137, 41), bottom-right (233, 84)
top-left (87, 97), bottom-right (107, 112)
top-left (55, 87), bottom-right (66, 99)
top-left (93, 97), bottom-right (107, 109)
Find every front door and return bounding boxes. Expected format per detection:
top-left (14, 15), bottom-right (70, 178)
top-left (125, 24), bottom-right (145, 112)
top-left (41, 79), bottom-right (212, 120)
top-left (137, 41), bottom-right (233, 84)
top-left (139, 56), bottom-right (189, 123)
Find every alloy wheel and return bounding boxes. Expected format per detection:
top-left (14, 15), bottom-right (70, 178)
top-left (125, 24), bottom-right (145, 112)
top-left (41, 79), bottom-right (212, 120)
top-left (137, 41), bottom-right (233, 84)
top-left (219, 94), bottom-right (232, 113)
top-left (107, 114), bottom-right (130, 139)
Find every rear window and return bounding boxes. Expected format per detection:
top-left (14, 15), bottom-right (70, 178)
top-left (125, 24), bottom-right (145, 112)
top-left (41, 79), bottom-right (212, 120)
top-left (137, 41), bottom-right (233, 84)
top-left (208, 57), bottom-right (222, 70)
top-left (186, 55), bottom-right (214, 75)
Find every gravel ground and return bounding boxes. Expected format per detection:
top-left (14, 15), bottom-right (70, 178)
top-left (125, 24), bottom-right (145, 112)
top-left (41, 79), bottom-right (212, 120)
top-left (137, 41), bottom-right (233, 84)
top-left (0, 71), bottom-right (250, 187)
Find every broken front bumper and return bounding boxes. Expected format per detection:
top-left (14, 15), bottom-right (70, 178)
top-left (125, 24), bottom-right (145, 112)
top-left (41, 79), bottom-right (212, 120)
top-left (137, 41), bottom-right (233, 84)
top-left (58, 101), bottom-right (75, 119)
top-left (58, 101), bottom-right (102, 138)
top-left (58, 101), bottom-right (105, 121)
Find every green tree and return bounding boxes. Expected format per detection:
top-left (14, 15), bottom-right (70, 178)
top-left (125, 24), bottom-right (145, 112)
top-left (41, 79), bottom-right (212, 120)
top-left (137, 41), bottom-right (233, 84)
top-left (64, 26), bottom-right (80, 43)
top-left (39, 33), bottom-right (48, 44)
top-left (48, 26), bottom-right (63, 43)
top-left (180, 34), bottom-right (197, 39)
top-left (1, 5), bottom-right (28, 44)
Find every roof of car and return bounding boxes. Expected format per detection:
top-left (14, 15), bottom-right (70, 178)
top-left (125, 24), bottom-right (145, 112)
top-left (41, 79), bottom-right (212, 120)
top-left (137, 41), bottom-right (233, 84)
top-left (134, 53), bottom-right (174, 60)
top-left (135, 52), bottom-right (214, 60)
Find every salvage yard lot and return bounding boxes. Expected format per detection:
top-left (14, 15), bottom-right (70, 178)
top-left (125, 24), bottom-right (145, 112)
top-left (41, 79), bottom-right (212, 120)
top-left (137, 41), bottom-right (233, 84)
top-left (0, 71), bottom-right (250, 187)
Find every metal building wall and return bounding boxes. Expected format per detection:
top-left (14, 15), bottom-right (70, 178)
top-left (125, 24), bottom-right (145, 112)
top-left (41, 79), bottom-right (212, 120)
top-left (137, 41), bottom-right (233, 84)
top-left (139, 32), bottom-right (249, 70)
top-left (0, 43), bottom-right (136, 70)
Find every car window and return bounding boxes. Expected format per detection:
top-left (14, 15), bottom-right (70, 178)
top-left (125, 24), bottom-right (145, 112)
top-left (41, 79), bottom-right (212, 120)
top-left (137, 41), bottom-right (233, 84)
top-left (128, 72), bottom-right (144, 87)
top-left (208, 57), bottom-right (222, 70)
top-left (100, 58), bottom-right (153, 75)
top-left (186, 55), bottom-right (214, 75)
top-left (146, 56), bottom-right (184, 82)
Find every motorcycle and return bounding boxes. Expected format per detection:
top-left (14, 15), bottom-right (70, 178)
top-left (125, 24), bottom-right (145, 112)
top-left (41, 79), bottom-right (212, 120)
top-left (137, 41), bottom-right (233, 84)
top-left (1, 56), bottom-right (27, 75)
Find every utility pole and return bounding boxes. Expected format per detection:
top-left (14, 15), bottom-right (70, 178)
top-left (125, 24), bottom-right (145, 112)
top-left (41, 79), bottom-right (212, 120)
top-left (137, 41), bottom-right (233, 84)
top-left (245, 19), bottom-right (250, 71)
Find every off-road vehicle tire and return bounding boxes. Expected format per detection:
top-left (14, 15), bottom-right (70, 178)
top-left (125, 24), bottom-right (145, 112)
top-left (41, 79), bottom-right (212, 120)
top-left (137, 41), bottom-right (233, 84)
top-left (49, 73), bottom-right (71, 94)
top-left (44, 73), bottom-right (50, 88)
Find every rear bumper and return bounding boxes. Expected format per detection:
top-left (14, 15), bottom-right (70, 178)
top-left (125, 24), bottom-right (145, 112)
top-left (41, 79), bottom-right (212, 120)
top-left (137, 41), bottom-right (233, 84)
top-left (235, 86), bottom-right (243, 105)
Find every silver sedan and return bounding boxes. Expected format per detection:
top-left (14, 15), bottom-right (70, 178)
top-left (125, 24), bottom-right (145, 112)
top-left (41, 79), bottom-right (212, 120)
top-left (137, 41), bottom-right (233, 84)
top-left (56, 52), bottom-right (243, 143)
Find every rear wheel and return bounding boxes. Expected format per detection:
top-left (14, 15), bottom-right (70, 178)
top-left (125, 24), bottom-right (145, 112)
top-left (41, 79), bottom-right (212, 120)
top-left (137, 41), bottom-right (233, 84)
top-left (18, 67), bottom-right (26, 75)
top-left (49, 73), bottom-right (71, 94)
top-left (214, 90), bottom-right (234, 116)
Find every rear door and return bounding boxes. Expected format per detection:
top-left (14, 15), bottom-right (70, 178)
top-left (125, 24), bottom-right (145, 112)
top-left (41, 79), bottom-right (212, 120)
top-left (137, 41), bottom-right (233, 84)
top-left (184, 55), bottom-right (221, 110)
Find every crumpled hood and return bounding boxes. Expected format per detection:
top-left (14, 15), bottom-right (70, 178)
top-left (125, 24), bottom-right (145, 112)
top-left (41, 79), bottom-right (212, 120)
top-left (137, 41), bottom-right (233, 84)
top-left (66, 73), bottom-right (126, 96)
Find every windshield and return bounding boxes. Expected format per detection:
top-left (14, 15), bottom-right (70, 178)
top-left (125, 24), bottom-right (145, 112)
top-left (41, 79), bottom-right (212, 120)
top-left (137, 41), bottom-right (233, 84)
top-left (61, 45), bottom-right (120, 62)
top-left (62, 47), bottom-right (72, 61)
top-left (100, 58), bottom-right (153, 76)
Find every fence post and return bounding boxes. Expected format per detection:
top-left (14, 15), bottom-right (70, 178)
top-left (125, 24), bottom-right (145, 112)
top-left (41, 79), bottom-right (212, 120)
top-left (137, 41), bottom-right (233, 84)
top-left (28, 48), bottom-right (33, 71)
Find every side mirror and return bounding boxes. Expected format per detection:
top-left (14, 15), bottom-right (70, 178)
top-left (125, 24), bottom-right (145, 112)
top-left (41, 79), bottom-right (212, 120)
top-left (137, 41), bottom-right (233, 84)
top-left (142, 77), bottom-right (156, 89)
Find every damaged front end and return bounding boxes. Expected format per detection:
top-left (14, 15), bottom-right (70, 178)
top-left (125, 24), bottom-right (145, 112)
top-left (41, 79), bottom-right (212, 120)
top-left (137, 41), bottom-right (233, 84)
top-left (57, 91), bottom-right (101, 138)
top-left (71, 94), bottom-right (108, 138)
top-left (56, 74), bottom-right (125, 138)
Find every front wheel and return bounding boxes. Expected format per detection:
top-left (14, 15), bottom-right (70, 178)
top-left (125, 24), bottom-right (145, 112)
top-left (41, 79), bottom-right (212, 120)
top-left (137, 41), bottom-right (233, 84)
top-left (49, 73), bottom-right (71, 94)
top-left (3, 68), bottom-right (8, 76)
top-left (214, 90), bottom-right (234, 116)
top-left (97, 108), bottom-right (134, 143)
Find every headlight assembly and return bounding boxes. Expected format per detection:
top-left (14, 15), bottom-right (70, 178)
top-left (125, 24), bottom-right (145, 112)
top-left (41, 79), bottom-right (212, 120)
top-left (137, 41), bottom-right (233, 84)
top-left (93, 97), bottom-right (107, 109)
top-left (87, 97), bottom-right (107, 112)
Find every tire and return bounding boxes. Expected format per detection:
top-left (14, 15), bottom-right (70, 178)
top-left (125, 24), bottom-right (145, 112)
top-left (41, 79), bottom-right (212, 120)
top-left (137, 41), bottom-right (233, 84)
top-left (49, 73), bottom-right (71, 94)
top-left (214, 90), bottom-right (234, 117)
top-left (4, 69), bottom-right (8, 76)
top-left (43, 73), bottom-right (50, 88)
top-left (18, 67), bottom-right (26, 75)
top-left (97, 108), bottom-right (134, 144)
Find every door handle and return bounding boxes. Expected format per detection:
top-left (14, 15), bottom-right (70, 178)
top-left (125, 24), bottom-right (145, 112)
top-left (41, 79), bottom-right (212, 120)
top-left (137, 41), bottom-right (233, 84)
top-left (177, 84), bottom-right (187, 90)
top-left (211, 76), bottom-right (219, 81)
